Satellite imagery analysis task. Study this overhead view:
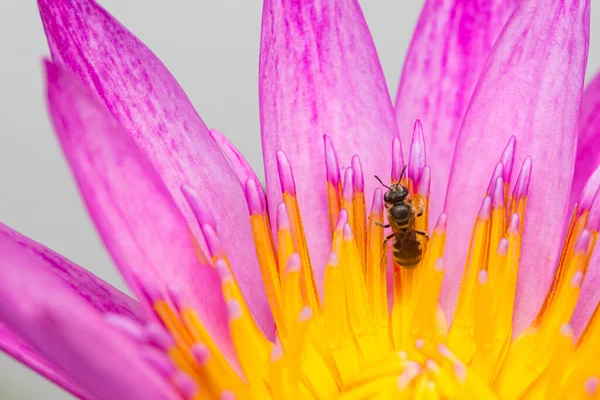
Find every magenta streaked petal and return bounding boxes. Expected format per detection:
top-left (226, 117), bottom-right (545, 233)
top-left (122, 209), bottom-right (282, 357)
top-left (0, 221), bottom-right (144, 397)
top-left (45, 61), bottom-right (237, 348)
top-left (259, 0), bottom-right (400, 285)
top-left (0, 228), bottom-right (177, 399)
top-left (37, 0), bottom-right (271, 334)
top-left (408, 120), bottom-right (426, 186)
top-left (395, 0), bottom-right (517, 226)
top-left (0, 222), bottom-right (141, 319)
top-left (443, 0), bottom-right (590, 333)
top-left (570, 71), bottom-right (600, 209)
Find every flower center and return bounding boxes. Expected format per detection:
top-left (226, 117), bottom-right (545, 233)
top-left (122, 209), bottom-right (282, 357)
top-left (117, 127), bottom-right (600, 399)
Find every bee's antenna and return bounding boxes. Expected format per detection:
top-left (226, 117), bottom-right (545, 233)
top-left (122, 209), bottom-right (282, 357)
top-left (400, 165), bottom-right (408, 180)
top-left (374, 175), bottom-right (391, 189)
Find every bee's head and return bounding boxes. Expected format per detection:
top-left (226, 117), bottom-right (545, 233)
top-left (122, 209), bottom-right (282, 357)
top-left (383, 184), bottom-right (408, 204)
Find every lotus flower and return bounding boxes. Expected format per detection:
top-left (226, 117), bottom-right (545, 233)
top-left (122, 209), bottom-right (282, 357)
top-left (2, 0), bottom-right (600, 398)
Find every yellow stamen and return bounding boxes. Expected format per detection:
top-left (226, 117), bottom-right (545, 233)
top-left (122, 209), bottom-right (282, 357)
top-left (282, 192), bottom-right (321, 313)
top-left (327, 181), bottom-right (342, 234)
top-left (249, 211), bottom-right (284, 335)
top-left (145, 142), bottom-right (600, 400)
top-left (365, 191), bottom-right (390, 352)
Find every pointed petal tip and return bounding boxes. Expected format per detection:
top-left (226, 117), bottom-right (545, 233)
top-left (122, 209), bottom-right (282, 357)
top-left (479, 196), bottom-right (492, 220)
top-left (327, 252), bottom-right (339, 267)
top-left (514, 157), bottom-right (533, 199)
top-left (342, 223), bottom-right (354, 241)
top-left (214, 259), bottom-right (231, 283)
top-left (276, 202), bottom-right (290, 231)
top-left (172, 372), bottom-right (197, 398)
top-left (342, 168), bottom-right (354, 201)
top-left (498, 238), bottom-right (510, 256)
top-left (351, 156), bottom-right (364, 192)
top-left (191, 343), bottom-right (210, 366)
top-left (408, 121), bottom-right (426, 184)
top-left (286, 253), bottom-right (302, 273)
top-left (417, 165), bottom-right (431, 196)
top-left (202, 225), bottom-right (223, 259)
top-left (324, 135), bottom-right (341, 186)
top-left (585, 376), bottom-right (599, 396)
top-left (244, 179), bottom-right (266, 215)
top-left (335, 209), bottom-right (349, 231)
top-left (587, 200), bottom-right (600, 231)
top-left (141, 348), bottom-right (177, 378)
top-left (276, 150), bottom-right (296, 195)
top-left (434, 213), bottom-right (447, 232)
top-left (578, 166), bottom-right (600, 213)
top-left (493, 177), bottom-right (505, 208)
top-left (434, 257), bottom-right (445, 272)
top-left (500, 136), bottom-right (517, 182)
top-left (226, 300), bottom-right (242, 320)
top-left (560, 323), bottom-right (574, 338)
top-left (144, 323), bottom-right (175, 351)
top-left (371, 187), bottom-right (383, 214)
top-left (181, 184), bottom-right (217, 229)
top-left (575, 230), bottom-right (591, 254)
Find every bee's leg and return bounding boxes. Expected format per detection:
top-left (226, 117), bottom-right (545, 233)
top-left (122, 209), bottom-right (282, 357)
top-left (368, 216), bottom-right (390, 228)
top-left (415, 230), bottom-right (429, 239)
top-left (379, 233), bottom-right (395, 267)
top-left (382, 233), bottom-right (395, 248)
top-left (417, 204), bottom-right (424, 217)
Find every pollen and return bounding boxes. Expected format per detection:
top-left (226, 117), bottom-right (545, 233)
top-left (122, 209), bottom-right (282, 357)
top-left (123, 123), bottom-right (599, 399)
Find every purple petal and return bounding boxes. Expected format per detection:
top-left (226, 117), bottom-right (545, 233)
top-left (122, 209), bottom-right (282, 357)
top-left (0, 222), bottom-right (141, 319)
top-left (0, 226), bottom-right (177, 399)
top-left (259, 0), bottom-right (399, 286)
top-left (395, 0), bottom-right (517, 226)
top-left (37, 0), bottom-right (272, 334)
top-left (45, 62), bottom-right (233, 349)
top-left (1, 325), bottom-right (89, 398)
top-left (209, 129), bottom-right (262, 188)
top-left (0, 221), bottom-right (142, 397)
top-left (570, 70), bottom-right (600, 209)
top-left (443, 0), bottom-right (590, 333)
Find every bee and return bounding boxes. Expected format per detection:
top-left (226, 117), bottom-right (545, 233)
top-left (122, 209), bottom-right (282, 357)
top-left (374, 168), bottom-right (428, 269)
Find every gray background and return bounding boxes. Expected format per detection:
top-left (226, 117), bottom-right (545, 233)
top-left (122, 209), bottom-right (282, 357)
top-left (0, 1), bottom-right (598, 399)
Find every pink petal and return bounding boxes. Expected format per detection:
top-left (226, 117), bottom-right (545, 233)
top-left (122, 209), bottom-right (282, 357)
top-left (1, 324), bottom-right (89, 398)
top-left (0, 226), bottom-right (177, 399)
top-left (209, 129), bottom-right (262, 187)
top-left (259, 0), bottom-right (399, 287)
top-left (37, 0), bottom-right (272, 334)
top-left (395, 0), bottom-right (517, 226)
top-left (443, 0), bottom-right (590, 333)
top-left (45, 61), bottom-right (233, 349)
top-left (570, 70), bottom-right (600, 209)
top-left (0, 221), bottom-right (142, 398)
